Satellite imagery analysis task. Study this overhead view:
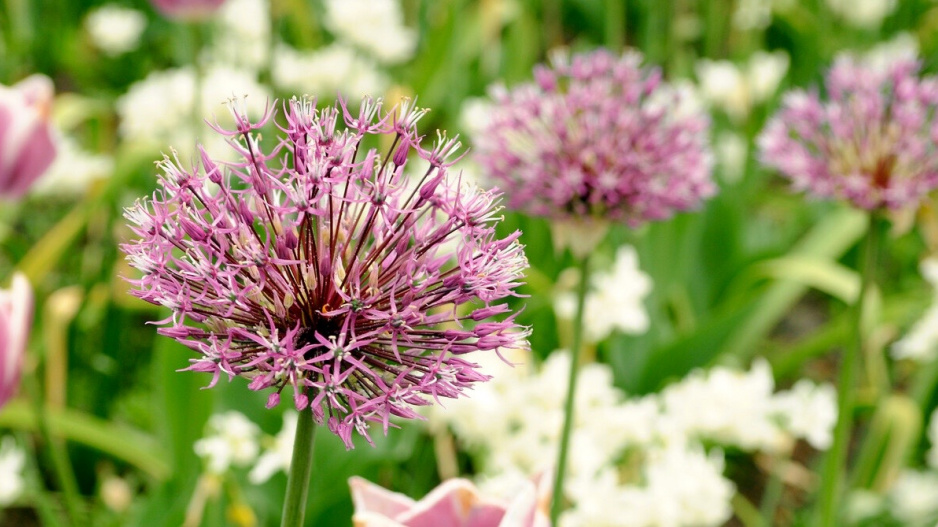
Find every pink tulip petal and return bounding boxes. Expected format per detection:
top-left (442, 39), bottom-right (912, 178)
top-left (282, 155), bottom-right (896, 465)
top-left (350, 476), bottom-right (416, 519)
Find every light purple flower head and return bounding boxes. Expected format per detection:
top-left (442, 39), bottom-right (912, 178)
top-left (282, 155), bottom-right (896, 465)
top-left (0, 75), bottom-right (57, 199)
top-left (475, 48), bottom-right (715, 227)
top-left (149, 0), bottom-right (227, 21)
top-left (0, 274), bottom-right (32, 410)
top-left (758, 56), bottom-right (938, 210)
top-left (121, 96), bottom-right (529, 448)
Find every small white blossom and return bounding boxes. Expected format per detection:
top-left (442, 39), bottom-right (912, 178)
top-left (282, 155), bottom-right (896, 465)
top-left (892, 258), bottom-right (938, 362)
top-left (555, 245), bottom-right (653, 343)
top-left (696, 51), bottom-right (789, 121)
top-left (85, 5), bottom-right (146, 56)
top-left (887, 470), bottom-right (938, 526)
top-left (249, 412), bottom-right (297, 484)
top-left (193, 411), bottom-right (261, 474)
top-left (271, 43), bottom-right (388, 102)
top-left (826, 0), bottom-right (897, 28)
top-left (323, 0), bottom-right (416, 64)
top-left (772, 379), bottom-right (838, 450)
top-left (0, 436), bottom-right (26, 506)
top-left (212, 0), bottom-right (271, 72)
top-left (715, 132), bottom-right (748, 183)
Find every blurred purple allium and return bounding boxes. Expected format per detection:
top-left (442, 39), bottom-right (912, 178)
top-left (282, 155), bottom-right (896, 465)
top-left (148, 0), bottom-right (227, 21)
top-left (121, 97), bottom-right (529, 448)
top-left (759, 56), bottom-right (938, 210)
top-left (0, 75), bottom-right (56, 198)
top-left (475, 49), bottom-right (715, 227)
top-left (0, 274), bottom-right (32, 410)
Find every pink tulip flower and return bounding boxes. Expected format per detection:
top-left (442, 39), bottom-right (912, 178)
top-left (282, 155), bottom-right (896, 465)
top-left (350, 474), bottom-right (551, 527)
top-left (0, 274), bottom-right (32, 409)
top-left (149, 0), bottom-right (228, 21)
top-left (0, 75), bottom-right (56, 198)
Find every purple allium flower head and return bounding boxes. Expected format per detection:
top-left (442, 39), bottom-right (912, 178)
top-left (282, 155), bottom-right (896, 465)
top-left (758, 56), bottom-right (938, 210)
top-left (475, 49), bottom-right (715, 227)
top-left (121, 96), bottom-right (529, 448)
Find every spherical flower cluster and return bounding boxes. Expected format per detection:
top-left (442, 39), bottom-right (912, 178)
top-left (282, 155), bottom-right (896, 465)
top-left (122, 97), bottom-right (528, 448)
top-left (759, 56), bottom-right (938, 210)
top-left (475, 48), bottom-right (715, 227)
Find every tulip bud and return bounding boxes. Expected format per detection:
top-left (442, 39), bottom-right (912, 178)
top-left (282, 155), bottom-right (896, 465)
top-left (0, 75), bottom-right (56, 198)
top-left (0, 274), bottom-right (33, 409)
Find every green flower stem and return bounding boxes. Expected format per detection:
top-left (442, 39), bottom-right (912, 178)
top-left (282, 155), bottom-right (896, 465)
top-left (550, 254), bottom-right (591, 524)
top-left (23, 376), bottom-right (82, 526)
top-left (816, 211), bottom-right (879, 527)
top-left (281, 402), bottom-right (316, 527)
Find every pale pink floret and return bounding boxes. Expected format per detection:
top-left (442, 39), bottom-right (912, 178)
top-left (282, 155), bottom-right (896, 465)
top-left (0, 274), bottom-right (33, 409)
top-left (349, 474), bottom-right (551, 527)
top-left (0, 75), bottom-right (56, 198)
top-left (759, 56), bottom-right (938, 210)
top-left (121, 96), bottom-right (528, 448)
top-left (476, 48), bottom-right (715, 226)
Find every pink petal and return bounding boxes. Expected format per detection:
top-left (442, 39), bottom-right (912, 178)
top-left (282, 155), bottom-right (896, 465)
top-left (349, 476), bottom-right (416, 519)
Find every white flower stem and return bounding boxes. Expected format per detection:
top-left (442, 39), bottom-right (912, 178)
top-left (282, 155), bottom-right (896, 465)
top-left (550, 254), bottom-right (591, 524)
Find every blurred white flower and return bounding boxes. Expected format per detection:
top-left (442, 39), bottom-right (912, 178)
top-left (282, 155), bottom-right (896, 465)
top-left (861, 32), bottom-right (920, 73)
top-left (193, 411), bottom-right (261, 474)
top-left (248, 411), bottom-right (297, 484)
top-left (888, 470), bottom-right (938, 526)
top-left (555, 245), bottom-right (653, 343)
top-left (715, 132), bottom-right (748, 183)
top-left (212, 0), bottom-right (270, 72)
top-left (117, 65), bottom-right (270, 159)
top-left (271, 43), bottom-right (388, 101)
top-left (772, 379), bottom-right (838, 450)
top-left (323, 0), bottom-right (416, 64)
top-left (826, 0), bottom-right (897, 28)
top-left (696, 51), bottom-right (789, 121)
top-left (99, 475), bottom-right (133, 513)
top-left (32, 135), bottom-right (112, 196)
top-left (927, 407), bottom-right (938, 470)
top-left (459, 97), bottom-right (493, 140)
top-left (892, 258), bottom-right (938, 362)
top-left (0, 436), bottom-right (25, 506)
top-left (661, 359), bottom-right (786, 451)
top-left (85, 5), bottom-right (146, 57)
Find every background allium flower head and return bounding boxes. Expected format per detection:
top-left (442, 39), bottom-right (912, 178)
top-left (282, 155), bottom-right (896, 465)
top-left (758, 55), bottom-right (938, 210)
top-left (475, 48), bottom-right (715, 227)
top-left (0, 75), bottom-right (57, 198)
top-left (122, 96), bottom-right (529, 448)
top-left (149, 0), bottom-right (228, 21)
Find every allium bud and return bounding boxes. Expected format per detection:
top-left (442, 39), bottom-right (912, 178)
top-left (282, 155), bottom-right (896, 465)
top-left (0, 274), bottom-right (33, 409)
top-left (0, 75), bottom-right (56, 199)
top-left (122, 96), bottom-right (529, 448)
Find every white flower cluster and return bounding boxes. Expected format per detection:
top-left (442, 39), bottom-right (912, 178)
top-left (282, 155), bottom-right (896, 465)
top-left (892, 258), bottom-right (938, 362)
top-left (695, 51), bottom-right (789, 122)
top-left (115, 0), bottom-right (271, 160)
top-left (428, 351), bottom-right (836, 527)
top-left (271, 0), bottom-right (415, 100)
top-left (32, 135), bottom-right (113, 196)
top-left (193, 411), bottom-right (296, 485)
top-left (85, 4), bottom-right (146, 57)
top-left (554, 246), bottom-right (653, 343)
top-left (826, 0), bottom-right (897, 28)
top-left (0, 436), bottom-right (26, 507)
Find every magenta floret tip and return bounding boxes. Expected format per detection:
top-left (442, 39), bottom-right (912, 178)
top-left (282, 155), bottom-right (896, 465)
top-left (121, 95), bottom-right (529, 449)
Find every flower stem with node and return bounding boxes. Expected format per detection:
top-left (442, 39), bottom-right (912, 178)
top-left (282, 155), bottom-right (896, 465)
top-left (816, 211), bottom-right (879, 527)
top-left (281, 401), bottom-right (316, 527)
top-left (550, 254), bottom-right (591, 524)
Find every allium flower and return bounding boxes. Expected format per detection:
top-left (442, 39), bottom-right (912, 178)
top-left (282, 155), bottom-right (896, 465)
top-left (349, 474), bottom-right (551, 527)
top-left (0, 273), bottom-right (32, 410)
top-left (0, 75), bottom-right (56, 198)
top-left (122, 97), bottom-right (528, 448)
top-left (758, 56), bottom-right (938, 210)
top-left (476, 49), bottom-right (715, 228)
top-left (149, 0), bottom-right (227, 21)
